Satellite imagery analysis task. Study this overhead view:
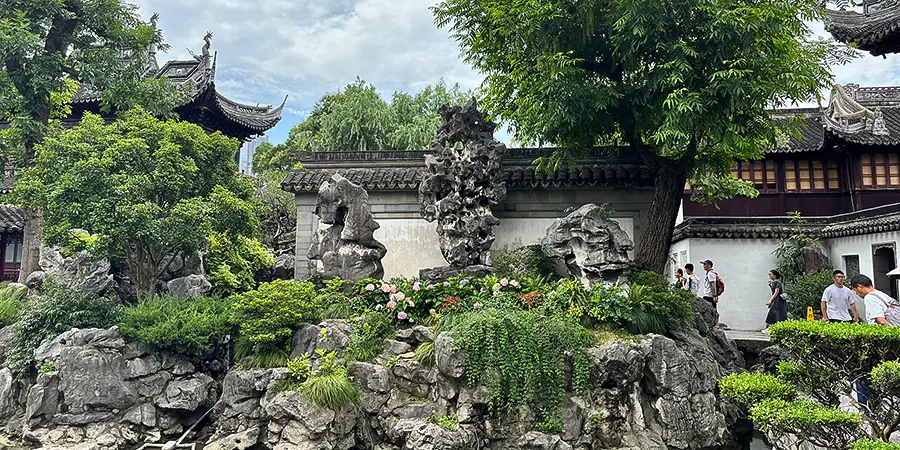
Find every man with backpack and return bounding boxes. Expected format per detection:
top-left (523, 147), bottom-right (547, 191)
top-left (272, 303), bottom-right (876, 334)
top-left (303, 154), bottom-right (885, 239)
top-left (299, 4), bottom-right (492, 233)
top-left (683, 263), bottom-right (701, 297)
top-left (700, 259), bottom-right (723, 309)
top-left (850, 274), bottom-right (900, 326)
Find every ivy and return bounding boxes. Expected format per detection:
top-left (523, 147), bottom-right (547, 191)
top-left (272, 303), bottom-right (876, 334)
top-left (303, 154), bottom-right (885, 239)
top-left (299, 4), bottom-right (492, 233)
top-left (448, 309), bottom-right (593, 421)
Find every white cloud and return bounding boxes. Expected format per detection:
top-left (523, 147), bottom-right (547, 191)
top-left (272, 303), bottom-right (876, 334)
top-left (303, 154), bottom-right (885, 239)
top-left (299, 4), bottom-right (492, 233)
top-left (127, 0), bottom-right (900, 145)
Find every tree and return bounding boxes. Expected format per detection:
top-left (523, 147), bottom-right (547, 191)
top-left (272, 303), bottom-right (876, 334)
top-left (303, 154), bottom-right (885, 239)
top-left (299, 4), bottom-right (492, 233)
top-left (1, 1), bottom-right (185, 282)
top-left (10, 110), bottom-right (257, 298)
top-left (283, 77), bottom-right (472, 153)
top-left (432, 0), bottom-right (854, 272)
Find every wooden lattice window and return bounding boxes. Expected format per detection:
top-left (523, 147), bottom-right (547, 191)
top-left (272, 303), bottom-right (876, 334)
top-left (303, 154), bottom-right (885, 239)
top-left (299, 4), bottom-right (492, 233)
top-left (785, 159), bottom-right (839, 191)
top-left (862, 153), bottom-right (900, 188)
top-left (731, 160), bottom-right (777, 191)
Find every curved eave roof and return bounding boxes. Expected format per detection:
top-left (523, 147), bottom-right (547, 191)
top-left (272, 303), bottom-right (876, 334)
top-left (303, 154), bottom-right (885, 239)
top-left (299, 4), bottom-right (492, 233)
top-left (0, 205), bottom-right (24, 233)
top-left (826, 6), bottom-right (900, 56)
top-left (213, 91), bottom-right (285, 133)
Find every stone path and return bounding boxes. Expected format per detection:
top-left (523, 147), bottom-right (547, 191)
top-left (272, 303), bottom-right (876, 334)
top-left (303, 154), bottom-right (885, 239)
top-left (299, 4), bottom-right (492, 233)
top-left (725, 329), bottom-right (773, 353)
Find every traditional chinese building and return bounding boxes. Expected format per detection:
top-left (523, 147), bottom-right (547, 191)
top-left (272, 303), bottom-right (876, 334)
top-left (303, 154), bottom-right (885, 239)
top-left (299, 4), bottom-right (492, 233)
top-left (0, 28), bottom-right (285, 281)
top-left (673, 83), bottom-right (900, 330)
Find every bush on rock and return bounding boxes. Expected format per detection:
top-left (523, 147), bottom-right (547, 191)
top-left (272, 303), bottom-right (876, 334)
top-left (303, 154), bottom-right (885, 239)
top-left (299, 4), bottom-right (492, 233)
top-left (119, 295), bottom-right (234, 359)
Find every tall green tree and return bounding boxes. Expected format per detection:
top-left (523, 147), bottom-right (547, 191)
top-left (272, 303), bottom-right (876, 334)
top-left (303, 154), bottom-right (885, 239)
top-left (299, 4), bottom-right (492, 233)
top-left (10, 110), bottom-right (257, 298)
top-left (1, 1), bottom-right (184, 282)
top-left (432, 0), bottom-right (854, 272)
top-left (283, 77), bottom-right (471, 153)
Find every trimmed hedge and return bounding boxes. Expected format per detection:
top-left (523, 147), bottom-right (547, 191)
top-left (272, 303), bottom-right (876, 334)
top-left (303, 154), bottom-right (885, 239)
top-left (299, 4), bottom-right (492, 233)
top-left (852, 441), bottom-right (900, 450)
top-left (119, 296), bottom-right (234, 358)
top-left (718, 372), bottom-right (797, 408)
top-left (750, 398), bottom-right (864, 448)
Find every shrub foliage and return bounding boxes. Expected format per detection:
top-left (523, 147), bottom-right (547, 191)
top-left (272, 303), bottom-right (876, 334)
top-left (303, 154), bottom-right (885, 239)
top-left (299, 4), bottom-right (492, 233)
top-left (119, 296), bottom-right (234, 358)
top-left (718, 372), bottom-right (797, 409)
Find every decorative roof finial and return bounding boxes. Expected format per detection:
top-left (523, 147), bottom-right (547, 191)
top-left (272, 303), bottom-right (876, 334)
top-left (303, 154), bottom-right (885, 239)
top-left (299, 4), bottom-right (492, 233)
top-left (189, 31), bottom-right (213, 62)
top-left (150, 12), bottom-right (160, 27)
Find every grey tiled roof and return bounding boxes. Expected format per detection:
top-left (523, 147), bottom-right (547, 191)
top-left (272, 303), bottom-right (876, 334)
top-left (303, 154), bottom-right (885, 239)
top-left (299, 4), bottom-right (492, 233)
top-left (825, 5), bottom-right (900, 56)
top-left (0, 205), bottom-right (24, 233)
top-left (770, 109), bottom-right (825, 153)
top-left (673, 202), bottom-right (900, 242)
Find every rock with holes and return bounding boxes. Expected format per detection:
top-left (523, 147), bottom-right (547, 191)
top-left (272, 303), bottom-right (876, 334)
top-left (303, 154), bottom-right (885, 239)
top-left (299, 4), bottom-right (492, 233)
top-left (541, 204), bottom-right (633, 285)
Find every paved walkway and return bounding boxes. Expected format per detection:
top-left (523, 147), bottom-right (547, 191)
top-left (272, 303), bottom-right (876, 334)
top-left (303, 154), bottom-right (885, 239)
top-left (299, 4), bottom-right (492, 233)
top-left (725, 329), bottom-right (773, 352)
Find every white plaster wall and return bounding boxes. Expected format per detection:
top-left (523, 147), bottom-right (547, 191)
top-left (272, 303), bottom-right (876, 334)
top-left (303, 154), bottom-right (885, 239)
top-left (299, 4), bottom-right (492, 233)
top-left (375, 217), bottom-right (637, 279)
top-left (674, 238), bottom-right (781, 331)
top-left (374, 219), bottom-right (446, 280)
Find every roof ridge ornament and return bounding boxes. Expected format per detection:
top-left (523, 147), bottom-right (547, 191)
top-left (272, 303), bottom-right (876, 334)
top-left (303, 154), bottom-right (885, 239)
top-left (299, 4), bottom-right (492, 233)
top-left (823, 83), bottom-right (877, 134)
top-left (873, 107), bottom-right (890, 135)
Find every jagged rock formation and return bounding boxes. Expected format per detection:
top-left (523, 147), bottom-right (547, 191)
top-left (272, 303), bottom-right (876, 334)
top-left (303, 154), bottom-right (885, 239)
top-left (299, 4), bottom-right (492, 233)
top-left (541, 204), bottom-right (634, 285)
top-left (419, 98), bottom-right (507, 280)
top-left (0, 300), bottom-right (745, 450)
top-left (0, 327), bottom-right (215, 449)
top-left (33, 247), bottom-right (116, 296)
top-left (272, 253), bottom-right (295, 280)
top-left (309, 173), bottom-right (387, 281)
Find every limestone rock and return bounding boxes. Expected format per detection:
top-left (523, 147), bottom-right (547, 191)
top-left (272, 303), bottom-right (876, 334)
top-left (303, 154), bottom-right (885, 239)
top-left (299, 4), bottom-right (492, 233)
top-left (541, 204), bottom-right (633, 285)
top-left (272, 253), bottom-right (295, 280)
top-left (166, 274), bottom-right (212, 298)
top-left (38, 247), bottom-right (115, 295)
top-left (801, 243), bottom-right (833, 275)
top-left (205, 426), bottom-right (261, 450)
top-left (418, 98), bottom-right (507, 277)
top-left (155, 373), bottom-right (214, 411)
top-left (309, 173), bottom-right (387, 281)
top-left (435, 333), bottom-right (465, 379)
top-left (390, 420), bottom-right (478, 450)
top-left (290, 320), bottom-right (354, 361)
top-left (25, 271), bottom-right (45, 291)
top-left (384, 339), bottom-right (412, 355)
top-left (516, 431), bottom-right (573, 450)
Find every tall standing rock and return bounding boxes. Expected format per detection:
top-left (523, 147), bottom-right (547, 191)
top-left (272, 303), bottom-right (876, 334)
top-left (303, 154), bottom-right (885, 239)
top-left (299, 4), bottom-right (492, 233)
top-left (419, 98), bottom-right (506, 280)
top-left (309, 173), bottom-right (387, 281)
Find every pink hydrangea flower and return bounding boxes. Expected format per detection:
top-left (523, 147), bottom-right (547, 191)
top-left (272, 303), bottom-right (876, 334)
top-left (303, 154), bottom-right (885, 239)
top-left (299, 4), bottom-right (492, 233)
top-left (407, 300), bottom-right (415, 307)
top-left (443, 281), bottom-right (451, 287)
top-left (427, 284), bottom-right (436, 290)
top-left (387, 300), bottom-right (397, 309)
top-left (460, 279), bottom-right (469, 286)
top-left (381, 283), bottom-right (391, 293)
top-left (365, 284), bottom-right (375, 291)
top-left (397, 312), bottom-right (408, 320)
top-left (393, 291), bottom-right (406, 302)
top-left (413, 282), bottom-right (421, 291)
top-left (390, 284), bottom-right (397, 293)
top-left (501, 278), bottom-right (509, 287)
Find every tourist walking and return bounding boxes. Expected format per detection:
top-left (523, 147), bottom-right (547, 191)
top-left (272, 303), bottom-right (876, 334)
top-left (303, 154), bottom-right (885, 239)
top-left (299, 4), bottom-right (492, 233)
top-left (765, 269), bottom-right (787, 326)
top-left (674, 269), bottom-right (685, 289)
top-left (850, 274), bottom-right (900, 326)
top-left (683, 263), bottom-right (700, 297)
top-left (699, 259), bottom-right (720, 309)
top-left (821, 270), bottom-right (860, 323)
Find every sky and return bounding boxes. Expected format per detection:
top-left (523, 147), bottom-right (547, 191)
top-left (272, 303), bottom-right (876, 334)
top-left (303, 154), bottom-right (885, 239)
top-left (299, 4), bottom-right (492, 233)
top-left (132, 0), bottom-right (900, 146)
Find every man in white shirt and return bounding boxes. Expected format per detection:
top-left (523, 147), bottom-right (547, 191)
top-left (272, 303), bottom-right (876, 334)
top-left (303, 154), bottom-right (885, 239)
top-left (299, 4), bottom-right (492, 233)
top-left (821, 270), bottom-right (859, 323)
top-left (683, 263), bottom-right (700, 297)
top-left (851, 274), bottom-right (898, 326)
top-left (699, 259), bottom-right (719, 308)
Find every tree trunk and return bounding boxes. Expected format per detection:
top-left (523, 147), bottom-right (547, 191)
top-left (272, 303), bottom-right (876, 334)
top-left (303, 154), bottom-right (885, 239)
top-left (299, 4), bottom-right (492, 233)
top-left (17, 208), bottom-right (44, 283)
top-left (633, 160), bottom-right (686, 274)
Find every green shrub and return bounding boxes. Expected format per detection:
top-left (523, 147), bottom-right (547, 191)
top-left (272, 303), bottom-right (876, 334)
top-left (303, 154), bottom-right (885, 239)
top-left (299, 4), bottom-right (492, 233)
top-left (718, 372), bottom-right (797, 408)
top-left (230, 280), bottom-right (319, 367)
top-left (852, 440), bottom-right (900, 450)
top-left (579, 270), bottom-right (694, 335)
top-left (0, 284), bottom-right (29, 327)
top-left (300, 349), bottom-right (360, 409)
top-left (427, 414), bottom-right (458, 431)
top-left (343, 309), bottom-right (395, 362)
top-left (119, 296), bottom-right (233, 358)
top-left (493, 245), bottom-right (558, 279)
top-left (871, 360), bottom-right (900, 397)
top-left (449, 309), bottom-right (594, 420)
top-left (769, 321), bottom-right (900, 382)
top-left (4, 281), bottom-right (122, 372)
top-left (776, 360), bottom-right (842, 406)
top-left (750, 398), bottom-right (863, 449)
top-left (783, 269), bottom-right (833, 319)
top-left (207, 233), bottom-right (274, 296)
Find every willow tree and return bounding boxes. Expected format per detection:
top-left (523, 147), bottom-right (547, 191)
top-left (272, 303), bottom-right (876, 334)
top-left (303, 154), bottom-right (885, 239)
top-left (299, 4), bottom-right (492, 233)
top-left (1, 1), bottom-right (183, 282)
top-left (432, 0), bottom-right (854, 272)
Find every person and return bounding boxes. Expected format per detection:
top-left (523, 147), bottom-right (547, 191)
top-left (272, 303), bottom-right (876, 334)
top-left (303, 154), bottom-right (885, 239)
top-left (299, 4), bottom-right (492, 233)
top-left (850, 274), bottom-right (900, 326)
top-left (848, 274), bottom-right (900, 416)
top-left (674, 269), bottom-right (685, 289)
top-left (683, 263), bottom-right (700, 297)
top-left (699, 259), bottom-right (720, 309)
top-left (765, 269), bottom-right (787, 326)
top-left (821, 270), bottom-right (860, 323)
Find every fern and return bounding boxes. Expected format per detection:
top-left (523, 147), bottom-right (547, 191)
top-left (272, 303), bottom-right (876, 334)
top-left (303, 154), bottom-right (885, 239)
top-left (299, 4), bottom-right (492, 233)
top-left (0, 283), bottom-right (28, 327)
